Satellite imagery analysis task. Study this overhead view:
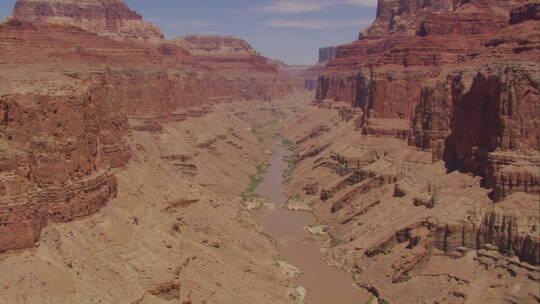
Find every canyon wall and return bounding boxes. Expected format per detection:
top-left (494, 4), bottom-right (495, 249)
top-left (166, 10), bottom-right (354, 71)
top-left (173, 35), bottom-right (258, 56)
top-left (316, 0), bottom-right (539, 202)
top-left (0, 82), bottom-right (131, 251)
top-left (0, 94), bottom-right (303, 303)
top-left (12, 0), bottom-right (164, 43)
top-left (0, 0), bottom-right (293, 253)
top-left (282, 0), bottom-right (540, 303)
top-left (171, 35), bottom-right (280, 74)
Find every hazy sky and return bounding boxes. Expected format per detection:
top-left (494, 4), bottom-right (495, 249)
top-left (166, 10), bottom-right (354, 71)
top-left (0, 0), bottom-right (377, 65)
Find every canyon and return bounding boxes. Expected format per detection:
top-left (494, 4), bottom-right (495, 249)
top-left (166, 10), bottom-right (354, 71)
top-left (285, 0), bottom-right (539, 303)
top-left (0, 0), bottom-right (538, 303)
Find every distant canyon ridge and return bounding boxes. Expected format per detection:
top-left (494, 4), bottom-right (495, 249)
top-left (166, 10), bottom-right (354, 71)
top-left (0, 0), bottom-right (538, 303)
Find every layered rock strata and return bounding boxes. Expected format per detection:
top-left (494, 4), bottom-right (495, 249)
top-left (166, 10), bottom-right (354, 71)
top-left (282, 99), bottom-right (539, 304)
top-left (11, 0), bottom-right (164, 43)
top-left (171, 35), bottom-right (279, 74)
top-left (294, 0), bottom-right (540, 303)
top-left (0, 0), bottom-right (302, 301)
top-left (173, 35), bottom-right (258, 56)
top-left (0, 88), bottom-right (131, 251)
top-left (0, 95), bottom-right (306, 303)
top-left (316, 0), bottom-right (539, 201)
top-left (0, 0), bottom-right (293, 254)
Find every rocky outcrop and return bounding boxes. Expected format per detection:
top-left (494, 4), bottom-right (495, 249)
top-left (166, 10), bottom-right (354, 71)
top-left (432, 206), bottom-right (540, 265)
top-left (411, 6), bottom-right (540, 201)
top-left (318, 0), bottom-right (522, 107)
top-left (317, 0), bottom-right (539, 200)
top-left (360, 0), bottom-right (515, 39)
top-left (361, 0), bottom-right (454, 38)
top-left (0, 0), bottom-right (293, 253)
top-left (282, 100), bottom-right (539, 304)
top-left (11, 0), bottom-right (164, 43)
top-left (0, 93), bottom-right (302, 304)
top-left (171, 35), bottom-right (279, 74)
top-left (445, 62), bottom-right (540, 201)
top-left (298, 1), bottom-right (540, 303)
top-left (0, 92), bottom-right (129, 252)
top-left (173, 35), bottom-right (258, 56)
top-left (318, 46), bottom-right (337, 63)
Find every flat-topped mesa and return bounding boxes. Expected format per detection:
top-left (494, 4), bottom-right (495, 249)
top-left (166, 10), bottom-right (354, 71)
top-left (171, 35), bottom-right (278, 74)
top-left (318, 0), bottom-right (531, 118)
top-left (11, 0), bottom-right (164, 43)
top-left (173, 35), bottom-right (258, 56)
top-left (409, 3), bottom-right (540, 201)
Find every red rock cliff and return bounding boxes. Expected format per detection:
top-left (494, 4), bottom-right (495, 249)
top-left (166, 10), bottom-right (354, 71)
top-left (316, 0), bottom-right (539, 202)
top-left (0, 0), bottom-right (292, 252)
top-left (11, 0), bottom-right (164, 43)
top-left (174, 35), bottom-right (258, 56)
top-left (171, 35), bottom-right (279, 74)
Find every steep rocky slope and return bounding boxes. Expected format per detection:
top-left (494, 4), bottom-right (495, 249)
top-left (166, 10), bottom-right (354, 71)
top-left (12, 0), bottom-right (164, 43)
top-left (284, 103), bottom-right (540, 303)
top-left (0, 5), bottom-right (297, 302)
top-left (280, 0), bottom-right (540, 303)
top-left (282, 103), bottom-right (539, 304)
top-left (0, 95), bottom-right (309, 303)
top-left (0, 12), bottom-right (293, 254)
top-left (173, 35), bottom-right (258, 56)
top-left (171, 35), bottom-right (279, 74)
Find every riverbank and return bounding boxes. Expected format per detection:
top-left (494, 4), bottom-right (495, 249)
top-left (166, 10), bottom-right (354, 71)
top-left (278, 100), bottom-right (540, 304)
top-left (253, 136), bottom-right (370, 304)
top-left (0, 95), bottom-right (309, 304)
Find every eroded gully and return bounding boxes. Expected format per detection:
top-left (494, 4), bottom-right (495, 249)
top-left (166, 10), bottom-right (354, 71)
top-left (253, 138), bottom-right (370, 304)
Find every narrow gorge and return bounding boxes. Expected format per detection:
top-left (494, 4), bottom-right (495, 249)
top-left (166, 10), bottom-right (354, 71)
top-left (0, 0), bottom-right (538, 303)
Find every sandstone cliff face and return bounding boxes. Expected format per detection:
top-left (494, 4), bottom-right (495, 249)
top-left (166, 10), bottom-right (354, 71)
top-left (282, 96), bottom-right (539, 304)
top-left (170, 35), bottom-right (280, 74)
top-left (317, 0), bottom-right (539, 201)
top-left (411, 10), bottom-right (540, 201)
top-left (0, 95), bottom-right (303, 303)
top-left (0, 91), bottom-right (130, 252)
top-left (361, 0), bottom-right (455, 38)
top-left (0, 0), bottom-right (292, 254)
top-left (0, 0), bottom-right (302, 301)
top-left (174, 35), bottom-right (258, 56)
top-left (510, 1), bottom-right (540, 23)
top-left (306, 1), bottom-right (539, 303)
top-left (12, 0), bottom-right (164, 43)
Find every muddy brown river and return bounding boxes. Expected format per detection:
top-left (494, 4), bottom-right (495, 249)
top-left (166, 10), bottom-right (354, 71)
top-left (253, 139), bottom-right (370, 304)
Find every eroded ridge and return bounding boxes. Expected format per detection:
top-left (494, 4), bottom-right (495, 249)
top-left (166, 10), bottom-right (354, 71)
top-left (282, 99), bottom-right (539, 304)
top-left (0, 0), bottom-right (294, 254)
top-left (281, 2), bottom-right (539, 302)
